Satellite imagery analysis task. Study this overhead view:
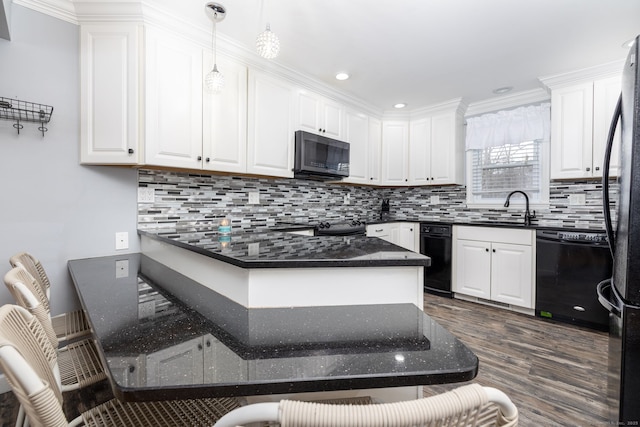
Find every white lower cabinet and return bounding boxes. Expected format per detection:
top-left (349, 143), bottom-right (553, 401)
top-left (366, 223), bottom-right (418, 252)
top-left (453, 226), bottom-right (534, 309)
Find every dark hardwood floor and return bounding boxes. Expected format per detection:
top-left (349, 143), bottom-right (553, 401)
top-left (1, 295), bottom-right (611, 426)
top-left (422, 294), bottom-right (610, 426)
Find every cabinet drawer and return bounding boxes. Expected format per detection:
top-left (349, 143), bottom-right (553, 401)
top-left (455, 226), bottom-right (533, 246)
top-left (366, 224), bottom-right (390, 237)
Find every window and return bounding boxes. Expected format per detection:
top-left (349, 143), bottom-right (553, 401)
top-left (465, 103), bottom-right (550, 206)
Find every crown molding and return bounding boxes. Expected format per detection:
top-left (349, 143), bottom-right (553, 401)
top-left (13, 0), bottom-right (76, 24)
top-left (539, 59), bottom-right (625, 89)
top-left (465, 88), bottom-right (550, 117)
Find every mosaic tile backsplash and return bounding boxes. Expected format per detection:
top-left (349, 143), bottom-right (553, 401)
top-left (138, 169), bottom-right (618, 231)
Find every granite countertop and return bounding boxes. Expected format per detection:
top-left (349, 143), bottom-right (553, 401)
top-left (68, 254), bottom-right (478, 402)
top-left (139, 228), bottom-right (430, 269)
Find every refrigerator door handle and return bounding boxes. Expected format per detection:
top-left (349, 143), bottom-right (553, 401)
top-left (602, 94), bottom-right (622, 257)
top-left (597, 278), bottom-right (621, 316)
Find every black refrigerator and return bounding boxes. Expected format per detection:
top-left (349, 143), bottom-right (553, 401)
top-left (598, 34), bottom-right (640, 423)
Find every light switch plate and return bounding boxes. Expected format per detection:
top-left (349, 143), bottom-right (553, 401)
top-left (430, 195), bottom-right (440, 204)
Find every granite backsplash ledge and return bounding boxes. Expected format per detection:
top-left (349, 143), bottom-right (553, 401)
top-left (138, 169), bottom-right (618, 231)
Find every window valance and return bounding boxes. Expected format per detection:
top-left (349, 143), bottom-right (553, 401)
top-left (465, 103), bottom-right (551, 150)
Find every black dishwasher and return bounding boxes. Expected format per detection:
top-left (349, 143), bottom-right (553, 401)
top-left (536, 228), bottom-right (612, 331)
top-left (420, 223), bottom-right (452, 298)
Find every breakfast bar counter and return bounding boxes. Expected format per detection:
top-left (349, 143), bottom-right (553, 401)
top-left (138, 228), bottom-right (430, 309)
top-left (67, 253), bottom-right (478, 403)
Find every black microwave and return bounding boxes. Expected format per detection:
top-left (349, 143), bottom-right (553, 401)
top-left (293, 130), bottom-right (350, 180)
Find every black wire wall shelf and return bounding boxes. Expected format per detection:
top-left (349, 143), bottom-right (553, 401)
top-left (0, 97), bottom-right (54, 136)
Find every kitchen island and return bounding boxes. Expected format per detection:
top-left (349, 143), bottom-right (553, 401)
top-left (67, 253), bottom-right (477, 404)
top-left (138, 228), bottom-right (430, 309)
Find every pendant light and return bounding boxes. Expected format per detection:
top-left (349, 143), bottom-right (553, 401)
top-left (256, 0), bottom-right (280, 59)
top-left (204, 2), bottom-right (226, 93)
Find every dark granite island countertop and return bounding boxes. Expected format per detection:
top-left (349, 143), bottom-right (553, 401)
top-left (137, 228), bottom-right (430, 269)
top-left (68, 254), bottom-right (478, 403)
top-left (138, 228), bottom-right (430, 310)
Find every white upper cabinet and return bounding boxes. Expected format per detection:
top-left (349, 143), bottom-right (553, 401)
top-left (381, 121), bottom-right (410, 185)
top-left (592, 76), bottom-right (622, 177)
top-left (342, 109), bottom-right (370, 184)
top-left (144, 26), bottom-right (203, 169)
top-left (368, 118), bottom-right (382, 185)
top-left (296, 90), bottom-right (344, 139)
top-left (549, 74), bottom-right (621, 179)
top-left (409, 117), bottom-right (431, 185)
top-left (247, 69), bottom-right (296, 178)
top-left (410, 109), bottom-right (464, 186)
top-left (80, 24), bottom-right (141, 164)
top-left (430, 110), bottom-right (464, 185)
top-left (202, 53), bottom-right (248, 173)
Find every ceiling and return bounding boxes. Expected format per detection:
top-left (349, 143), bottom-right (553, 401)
top-left (144, 1), bottom-right (640, 112)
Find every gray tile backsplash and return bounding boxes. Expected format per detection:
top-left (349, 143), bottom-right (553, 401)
top-left (138, 169), bottom-right (618, 231)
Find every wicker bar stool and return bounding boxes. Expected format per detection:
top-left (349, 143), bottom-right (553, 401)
top-left (10, 252), bottom-right (90, 343)
top-left (0, 304), bottom-right (241, 427)
top-left (213, 384), bottom-right (518, 427)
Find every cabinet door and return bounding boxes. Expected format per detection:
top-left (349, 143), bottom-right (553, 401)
top-left (398, 223), bottom-right (418, 252)
top-left (343, 110), bottom-right (369, 184)
top-left (409, 118), bottom-right (431, 185)
top-left (381, 121), bottom-right (409, 185)
top-left (454, 239), bottom-right (491, 298)
top-left (550, 83), bottom-right (594, 179)
top-left (490, 243), bottom-right (533, 308)
top-left (202, 53), bottom-right (247, 173)
top-left (80, 24), bottom-right (140, 165)
top-left (320, 98), bottom-right (344, 139)
top-left (593, 75), bottom-right (622, 178)
top-left (247, 70), bottom-right (295, 178)
top-left (145, 27), bottom-right (203, 168)
top-left (430, 111), bottom-right (460, 185)
top-left (296, 91), bottom-right (344, 139)
top-left (368, 118), bottom-right (382, 184)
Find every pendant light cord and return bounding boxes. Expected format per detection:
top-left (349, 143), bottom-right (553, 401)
top-left (212, 13), bottom-right (218, 68)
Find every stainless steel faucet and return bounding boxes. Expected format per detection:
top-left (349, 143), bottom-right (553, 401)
top-left (504, 190), bottom-right (536, 226)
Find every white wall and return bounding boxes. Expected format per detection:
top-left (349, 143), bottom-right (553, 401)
top-left (0, 6), bottom-right (140, 316)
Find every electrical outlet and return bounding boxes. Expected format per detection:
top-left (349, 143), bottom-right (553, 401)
top-left (344, 194), bottom-right (350, 205)
top-left (248, 243), bottom-right (260, 256)
top-left (248, 192), bottom-right (260, 204)
top-left (137, 188), bottom-right (155, 203)
top-left (115, 232), bottom-right (129, 250)
top-left (569, 194), bottom-right (586, 205)
top-left (115, 259), bottom-right (129, 278)
top-left (138, 301), bottom-right (155, 319)
top-left (430, 195), bottom-right (440, 204)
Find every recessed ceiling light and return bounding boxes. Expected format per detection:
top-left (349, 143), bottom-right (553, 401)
top-left (493, 86), bottom-right (513, 95)
top-left (394, 103), bottom-right (407, 109)
top-left (622, 38), bottom-right (636, 48)
top-left (335, 72), bottom-right (350, 81)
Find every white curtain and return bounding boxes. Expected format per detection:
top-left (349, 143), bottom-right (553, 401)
top-left (465, 102), bottom-right (551, 150)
